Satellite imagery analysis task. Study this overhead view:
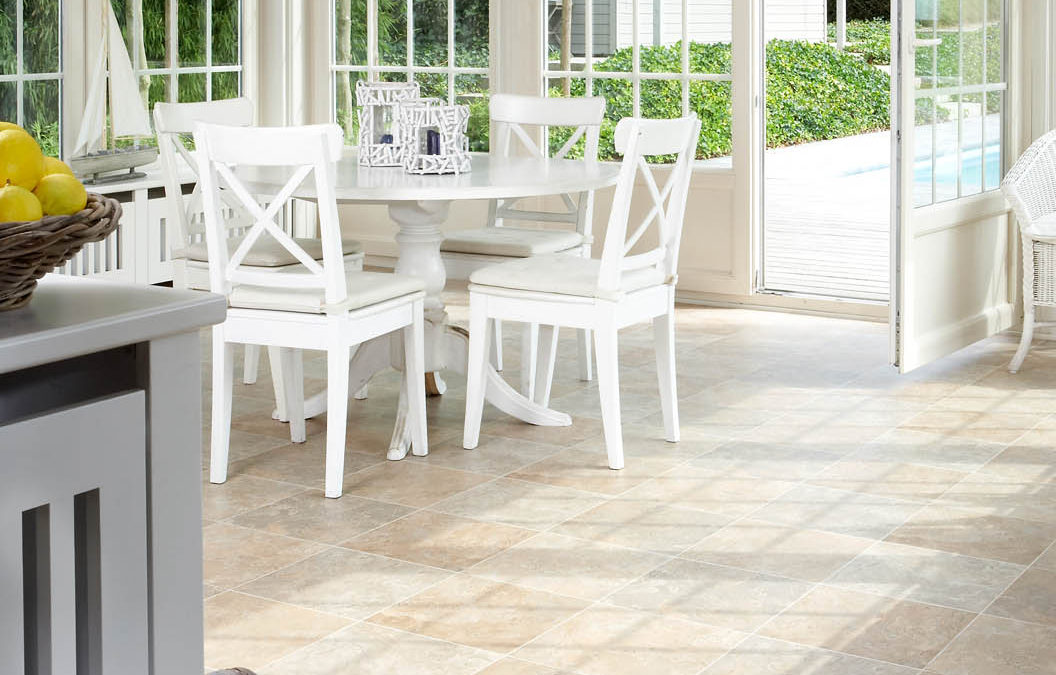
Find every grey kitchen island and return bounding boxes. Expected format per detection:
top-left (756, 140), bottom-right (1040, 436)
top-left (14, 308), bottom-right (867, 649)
top-left (0, 275), bottom-right (225, 675)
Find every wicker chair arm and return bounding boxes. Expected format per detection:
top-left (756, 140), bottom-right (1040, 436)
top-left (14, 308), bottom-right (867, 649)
top-left (1002, 128), bottom-right (1056, 229)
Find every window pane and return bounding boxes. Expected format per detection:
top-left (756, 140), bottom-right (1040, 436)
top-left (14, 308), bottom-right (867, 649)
top-left (414, 0), bottom-right (447, 67)
top-left (456, 73), bottom-right (487, 152)
top-left (0, 81), bottom-right (15, 122)
top-left (415, 72), bottom-right (448, 101)
top-left (960, 92), bottom-right (984, 197)
top-left (147, 73), bottom-right (170, 111)
top-left (334, 71), bottom-right (365, 143)
top-left (984, 94), bottom-right (1002, 190)
top-left (0, 0), bottom-right (14, 76)
top-left (334, 0), bottom-right (368, 65)
top-left (144, 0), bottom-right (166, 68)
top-left (178, 72), bottom-right (206, 102)
top-left (23, 0), bottom-right (60, 73)
top-left (212, 0), bottom-right (240, 66)
top-left (378, 0), bottom-right (408, 66)
top-left (933, 93), bottom-right (958, 204)
top-left (961, 0), bottom-right (985, 86)
top-left (455, 0), bottom-right (487, 68)
top-left (179, 0), bottom-right (207, 67)
top-left (24, 79), bottom-right (59, 156)
top-left (212, 71), bottom-right (240, 100)
top-left (913, 96), bottom-right (935, 207)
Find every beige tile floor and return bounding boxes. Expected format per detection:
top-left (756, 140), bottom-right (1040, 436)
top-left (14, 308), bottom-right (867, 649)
top-left (200, 291), bottom-right (1056, 675)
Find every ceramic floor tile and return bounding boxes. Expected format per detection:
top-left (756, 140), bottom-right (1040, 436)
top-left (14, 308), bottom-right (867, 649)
top-left (204, 429), bottom-right (291, 469)
top-left (885, 504), bottom-right (1056, 565)
top-left (368, 574), bottom-right (588, 652)
top-left (237, 547), bottom-right (452, 620)
top-left (1035, 543), bottom-right (1056, 571)
top-left (479, 413), bottom-right (606, 447)
top-left (685, 442), bottom-right (846, 481)
top-left (750, 485), bottom-right (922, 540)
top-left (683, 519), bottom-right (873, 583)
top-left (617, 473), bottom-right (798, 518)
top-left (342, 510), bottom-right (534, 571)
top-left (934, 477), bottom-right (1056, 524)
top-left (202, 474), bottom-right (306, 521)
top-left (704, 635), bottom-right (920, 675)
top-left (899, 410), bottom-right (1045, 444)
top-left (978, 443), bottom-right (1056, 484)
top-left (341, 462), bottom-right (492, 508)
top-left (257, 622), bottom-right (499, 675)
top-left (228, 440), bottom-right (385, 489)
top-left (411, 435), bottom-right (563, 476)
top-left (508, 448), bottom-right (676, 496)
top-left (474, 658), bottom-right (572, 675)
top-left (429, 478), bottom-right (605, 530)
top-left (203, 591), bottom-right (350, 672)
top-left (202, 522), bottom-right (326, 590)
top-left (513, 605), bottom-right (744, 675)
top-left (849, 428), bottom-right (1004, 473)
top-left (229, 491), bottom-right (413, 544)
top-left (985, 567), bottom-right (1056, 626)
top-left (757, 586), bottom-right (974, 669)
top-left (808, 460), bottom-right (968, 503)
top-left (824, 540), bottom-right (1024, 611)
top-left (468, 531), bottom-right (667, 601)
top-left (926, 615), bottom-right (1056, 675)
top-left (551, 498), bottom-right (733, 555)
top-left (607, 557), bottom-right (813, 632)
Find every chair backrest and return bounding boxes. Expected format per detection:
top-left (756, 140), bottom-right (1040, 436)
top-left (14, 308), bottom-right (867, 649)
top-left (154, 98), bottom-right (255, 251)
top-left (597, 116), bottom-right (701, 295)
top-left (488, 94), bottom-right (605, 235)
top-left (1002, 128), bottom-right (1056, 233)
top-left (193, 123), bottom-right (348, 306)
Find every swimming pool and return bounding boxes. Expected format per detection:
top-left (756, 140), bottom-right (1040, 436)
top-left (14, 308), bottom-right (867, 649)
top-left (914, 143), bottom-right (1002, 196)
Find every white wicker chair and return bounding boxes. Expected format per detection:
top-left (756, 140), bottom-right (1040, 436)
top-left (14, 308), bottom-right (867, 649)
top-left (1001, 128), bottom-right (1056, 373)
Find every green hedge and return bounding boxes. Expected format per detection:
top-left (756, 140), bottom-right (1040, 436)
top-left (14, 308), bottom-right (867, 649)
top-left (548, 38), bottom-right (891, 162)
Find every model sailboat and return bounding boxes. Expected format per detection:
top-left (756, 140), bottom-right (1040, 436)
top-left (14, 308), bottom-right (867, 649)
top-left (70, 2), bottom-right (158, 184)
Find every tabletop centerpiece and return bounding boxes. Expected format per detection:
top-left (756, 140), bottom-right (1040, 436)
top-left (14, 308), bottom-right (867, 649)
top-left (399, 101), bottom-right (472, 175)
top-left (356, 81), bottom-right (422, 167)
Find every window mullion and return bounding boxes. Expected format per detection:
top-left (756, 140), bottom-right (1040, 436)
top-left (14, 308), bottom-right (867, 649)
top-left (16, 0), bottom-right (24, 126)
top-left (585, 0), bottom-right (593, 97)
top-left (632, 0), bottom-right (641, 117)
top-left (407, 0), bottom-right (414, 82)
top-left (681, 0), bottom-right (689, 115)
top-left (169, 0), bottom-right (179, 101)
top-left (447, 0), bottom-right (455, 104)
top-left (367, 0), bottom-right (378, 81)
top-left (206, 0), bottom-right (213, 99)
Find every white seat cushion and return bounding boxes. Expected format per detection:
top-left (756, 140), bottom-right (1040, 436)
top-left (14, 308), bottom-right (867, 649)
top-left (178, 236), bottom-right (363, 268)
top-left (1025, 214), bottom-right (1056, 239)
top-left (230, 270), bottom-right (424, 314)
top-left (469, 255), bottom-right (666, 299)
top-left (441, 227), bottom-right (585, 258)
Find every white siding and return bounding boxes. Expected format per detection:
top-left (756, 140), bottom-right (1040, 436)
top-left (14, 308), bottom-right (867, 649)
top-left (570, 0), bottom-right (616, 56)
top-left (613, 0), bottom-right (825, 49)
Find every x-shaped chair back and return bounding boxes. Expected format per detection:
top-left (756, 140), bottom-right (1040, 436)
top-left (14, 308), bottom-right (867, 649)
top-left (193, 123), bottom-right (349, 307)
top-left (488, 94), bottom-right (605, 235)
top-left (597, 116), bottom-right (701, 295)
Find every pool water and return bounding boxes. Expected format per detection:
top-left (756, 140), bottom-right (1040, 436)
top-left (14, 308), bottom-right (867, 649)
top-left (914, 144), bottom-right (1002, 194)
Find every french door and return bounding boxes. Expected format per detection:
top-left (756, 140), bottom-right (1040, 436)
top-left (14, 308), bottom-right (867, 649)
top-left (890, 0), bottom-right (1014, 372)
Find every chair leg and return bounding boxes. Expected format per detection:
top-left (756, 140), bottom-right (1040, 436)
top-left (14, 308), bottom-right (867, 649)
top-left (1010, 306), bottom-right (1035, 374)
top-left (534, 324), bottom-right (560, 408)
top-left (577, 328), bottom-right (593, 381)
top-left (594, 323), bottom-right (624, 470)
top-left (491, 320), bottom-right (504, 371)
top-left (281, 348), bottom-right (306, 443)
top-left (351, 345), bottom-right (369, 399)
top-left (209, 329), bottom-right (235, 484)
top-left (242, 344), bottom-right (260, 384)
top-left (268, 346), bottom-right (288, 422)
top-left (325, 337), bottom-right (351, 499)
top-left (654, 309), bottom-right (680, 443)
top-left (463, 294), bottom-right (491, 450)
top-left (520, 322), bottom-right (539, 400)
top-left (404, 299), bottom-right (429, 457)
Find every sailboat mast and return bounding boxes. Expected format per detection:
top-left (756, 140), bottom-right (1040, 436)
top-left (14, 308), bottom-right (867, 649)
top-left (105, 0), bottom-right (114, 150)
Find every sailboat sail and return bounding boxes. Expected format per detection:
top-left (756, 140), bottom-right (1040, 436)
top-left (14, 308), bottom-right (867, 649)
top-left (73, 3), bottom-right (153, 155)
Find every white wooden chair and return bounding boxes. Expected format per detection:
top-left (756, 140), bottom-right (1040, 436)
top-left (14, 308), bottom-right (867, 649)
top-left (441, 94), bottom-right (604, 398)
top-left (463, 115), bottom-right (700, 469)
top-left (155, 98), bottom-right (366, 436)
top-left (196, 122), bottom-right (428, 498)
top-left (1002, 128), bottom-right (1056, 373)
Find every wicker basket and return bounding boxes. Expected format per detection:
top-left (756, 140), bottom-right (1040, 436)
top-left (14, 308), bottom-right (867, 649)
top-left (0, 193), bottom-right (121, 310)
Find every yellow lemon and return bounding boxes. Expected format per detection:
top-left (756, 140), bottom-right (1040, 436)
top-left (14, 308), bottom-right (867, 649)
top-left (42, 156), bottom-right (75, 177)
top-left (0, 184), bottom-right (43, 222)
top-left (0, 121), bottom-right (25, 133)
top-left (0, 129), bottom-right (45, 190)
top-left (33, 174), bottom-right (88, 216)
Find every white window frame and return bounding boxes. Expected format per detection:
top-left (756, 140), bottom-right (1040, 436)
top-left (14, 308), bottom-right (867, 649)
top-left (544, 0), bottom-right (733, 150)
top-left (122, 0), bottom-right (245, 104)
top-left (330, 0), bottom-right (489, 112)
top-left (1, 0), bottom-right (63, 131)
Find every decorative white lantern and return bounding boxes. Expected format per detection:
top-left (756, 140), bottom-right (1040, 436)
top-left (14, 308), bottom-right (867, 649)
top-left (356, 81), bottom-right (421, 167)
top-left (399, 102), bottom-right (472, 175)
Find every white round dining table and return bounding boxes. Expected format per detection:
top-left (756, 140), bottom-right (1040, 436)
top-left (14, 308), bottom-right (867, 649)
top-left (243, 150), bottom-right (622, 457)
